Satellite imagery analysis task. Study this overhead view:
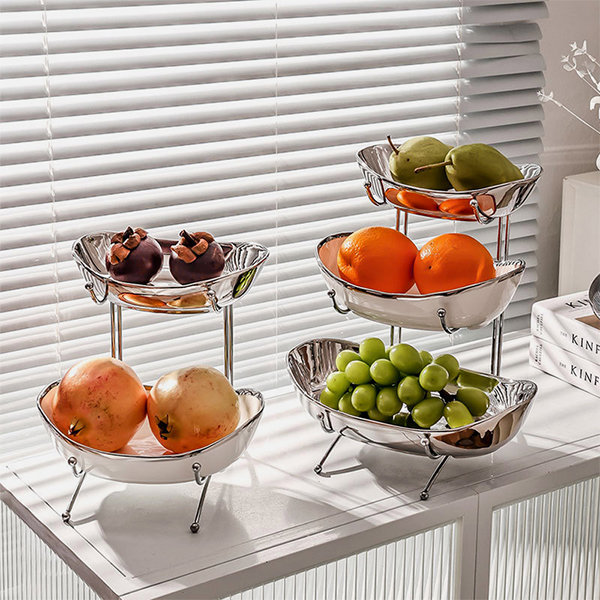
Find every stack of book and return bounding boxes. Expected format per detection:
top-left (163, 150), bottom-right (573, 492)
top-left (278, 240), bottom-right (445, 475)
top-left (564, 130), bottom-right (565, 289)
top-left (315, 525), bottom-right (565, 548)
top-left (530, 291), bottom-right (600, 398)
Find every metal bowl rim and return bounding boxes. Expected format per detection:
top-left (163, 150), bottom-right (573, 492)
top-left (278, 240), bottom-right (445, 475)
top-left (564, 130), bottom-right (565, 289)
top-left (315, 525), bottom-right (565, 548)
top-left (316, 232), bottom-right (525, 299)
top-left (287, 337), bottom-right (538, 435)
top-left (37, 380), bottom-right (265, 461)
top-left (356, 143), bottom-right (543, 195)
top-left (72, 234), bottom-right (270, 291)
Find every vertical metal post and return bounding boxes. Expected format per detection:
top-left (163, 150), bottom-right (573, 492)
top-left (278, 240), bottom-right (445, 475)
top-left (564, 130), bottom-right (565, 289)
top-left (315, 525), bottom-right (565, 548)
top-left (390, 210), bottom-right (409, 346)
top-left (109, 302), bottom-right (123, 360)
top-left (490, 216), bottom-right (510, 376)
top-left (223, 304), bottom-right (234, 384)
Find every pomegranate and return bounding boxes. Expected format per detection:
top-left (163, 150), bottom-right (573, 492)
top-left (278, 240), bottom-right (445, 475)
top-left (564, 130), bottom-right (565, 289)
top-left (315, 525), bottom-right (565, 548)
top-left (147, 366), bottom-right (239, 453)
top-left (52, 357), bottom-right (147, 452)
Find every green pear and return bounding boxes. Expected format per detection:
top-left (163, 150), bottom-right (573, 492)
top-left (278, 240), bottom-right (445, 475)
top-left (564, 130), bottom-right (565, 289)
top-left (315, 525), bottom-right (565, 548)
top-left (415, 143), bottom-right (523, 191)
top-left (387, 136), bottom-right (452, 190)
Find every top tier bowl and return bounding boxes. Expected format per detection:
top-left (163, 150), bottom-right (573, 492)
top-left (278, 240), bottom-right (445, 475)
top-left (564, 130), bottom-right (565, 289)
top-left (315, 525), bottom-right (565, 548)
top-left (73, 233), bottom-right (269, 314)
top-left (357, 144), bottom-right (542, 224)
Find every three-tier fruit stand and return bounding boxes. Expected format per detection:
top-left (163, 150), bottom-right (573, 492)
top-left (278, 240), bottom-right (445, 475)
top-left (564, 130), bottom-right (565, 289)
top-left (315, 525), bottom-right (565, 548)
top-left (289, 144), bottom-right (542, 499)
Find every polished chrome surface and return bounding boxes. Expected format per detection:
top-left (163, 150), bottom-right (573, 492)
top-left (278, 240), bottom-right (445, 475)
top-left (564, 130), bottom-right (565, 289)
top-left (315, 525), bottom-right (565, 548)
top-left (287, 338), bottom-right (537, 458)
top-left (38, 381), bottom-right (264, 483)
top-left (317, 233), bottom-right (525, 331)
top-left (357, 144), bottom-right (541, 224)
top-left (73, 233), bottom-right (269, 314)
top-left (589, 273), bottom-right (600, 319)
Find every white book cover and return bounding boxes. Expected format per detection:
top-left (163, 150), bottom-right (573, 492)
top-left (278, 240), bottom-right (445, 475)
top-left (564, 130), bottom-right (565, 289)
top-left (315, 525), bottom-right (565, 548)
top-left (529, 336), bottom-right (600, 398)
top-left (531, 291), bottom-right (600, 366)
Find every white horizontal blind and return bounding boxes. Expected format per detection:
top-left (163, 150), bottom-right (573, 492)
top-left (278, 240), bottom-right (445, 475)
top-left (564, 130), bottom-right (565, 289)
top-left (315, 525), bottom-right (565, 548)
top-left (0, 1), bottom-right (546, 461)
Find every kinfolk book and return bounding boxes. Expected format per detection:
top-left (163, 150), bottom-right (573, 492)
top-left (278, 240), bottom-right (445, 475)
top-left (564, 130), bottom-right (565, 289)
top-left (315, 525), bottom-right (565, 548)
top-left (529, 336), bottom-right (600, 398)
top-left (531, 291), bottom-right (600, 366)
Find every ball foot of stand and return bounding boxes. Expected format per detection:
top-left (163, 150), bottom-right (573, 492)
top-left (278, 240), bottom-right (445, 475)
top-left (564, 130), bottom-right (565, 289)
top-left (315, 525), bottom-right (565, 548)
top-left (62, 457), bottom-right (87, 524)
top-left (190, 464), bottom-right (211, 534)
top-left (419, 455), bottom-right (450, 501)
top-left (314, 433), bottom-right (343, 476)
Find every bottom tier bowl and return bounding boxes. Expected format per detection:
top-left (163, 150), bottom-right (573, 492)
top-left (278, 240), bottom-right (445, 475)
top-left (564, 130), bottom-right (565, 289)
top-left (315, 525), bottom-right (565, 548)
top-left (38, 382), bottom-right (264, 484)
top-left (287, 338), bottom-right (536, 458)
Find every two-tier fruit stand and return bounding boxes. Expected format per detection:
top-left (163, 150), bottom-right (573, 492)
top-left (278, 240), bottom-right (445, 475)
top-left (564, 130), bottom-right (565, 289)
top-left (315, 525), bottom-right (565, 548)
top-left (38, 234), bottom-right (269, 532)
top-left (289, 144), bottom-right (542, 500)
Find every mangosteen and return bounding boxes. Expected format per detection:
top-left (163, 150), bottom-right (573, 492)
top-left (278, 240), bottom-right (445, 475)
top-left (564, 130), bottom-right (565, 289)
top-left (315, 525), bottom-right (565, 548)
top-left (169, 230), bottom-right (225, 284)
top-left (106, 227), bottom-right (163, 284)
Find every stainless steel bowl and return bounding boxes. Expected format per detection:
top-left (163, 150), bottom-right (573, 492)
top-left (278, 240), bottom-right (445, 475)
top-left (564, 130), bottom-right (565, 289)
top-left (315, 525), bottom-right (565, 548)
top-left (287, 338), bottom-right (537, 458)
top-left (38, 381), bottom-right (264, 484)
top-left (357, 143), bottom-right (542, 224)
top-left (317, 233), bottom-right (525, 332)
top-left (589, 274), bottom-right (600, 319)
top-left (73, 233), bottom-right (269, 313)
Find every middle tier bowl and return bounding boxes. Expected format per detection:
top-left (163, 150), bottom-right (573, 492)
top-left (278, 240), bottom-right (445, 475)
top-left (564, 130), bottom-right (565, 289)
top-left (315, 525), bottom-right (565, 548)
top-left (317, 233), bottom-right (525, 331)
top-left (73, 233), bottom-right (269, 314)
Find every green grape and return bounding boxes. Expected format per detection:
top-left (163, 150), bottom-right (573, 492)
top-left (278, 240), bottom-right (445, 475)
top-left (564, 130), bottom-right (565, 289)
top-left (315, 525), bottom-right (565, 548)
top-left (370, 359), bottom-right (400, 386)
top-left (326, 371), bottom-right (350, 395)
top-left (359, 337), bottom-right (387, 365)
top-left (456, 387), bottom-right (489, 417)
top-left (376, 386), bottom-right (403, 416)
top-left (392, 412), bottom-right (410, 426)
top-left (397, 375), bottom-right (426, 408)
top-left (389, 343), bottom-right (422, 375)
top-left (339, 392), bottom-right (361, 416)
top-left (411, 397), bottom-right (444, 428)
top-left (456, 369), bottom-right (499, 392)
top-left (336, 349), bottom-right (361, 372)
top-left (385, 346), bottom-right (392, 359)
top-left (351, 384), bottom-right (377, 412)
top-left (367, 407), bottom-right (391, 422)
top-left (443, 401), bottom-right (474, 428)
top-left (419, 350), bottom-right (433, 367)
top-left (419, 364), bottom-right (449, 392)
top-left (345, 360), bottom-right (372, 385)
top-left (433, 354), bottom-right (460, 380)
top-left (319, 388), bottom-right (340, 409)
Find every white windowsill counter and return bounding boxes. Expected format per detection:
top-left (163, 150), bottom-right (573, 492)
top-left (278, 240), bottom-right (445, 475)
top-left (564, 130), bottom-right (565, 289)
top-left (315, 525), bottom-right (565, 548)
top-left (2, 333), bottom-right (599, 599)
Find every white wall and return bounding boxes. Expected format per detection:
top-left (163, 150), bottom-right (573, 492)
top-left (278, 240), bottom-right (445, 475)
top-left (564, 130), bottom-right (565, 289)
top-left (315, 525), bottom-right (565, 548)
top-left (536, 0), bottom-right (600, 300)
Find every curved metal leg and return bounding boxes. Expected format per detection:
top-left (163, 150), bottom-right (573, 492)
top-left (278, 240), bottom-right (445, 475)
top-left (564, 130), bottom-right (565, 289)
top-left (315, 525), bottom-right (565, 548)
top-left (314, 433), bottom-right (344, 476)
top-left (62, 457), bottom-right (87, 524)
top-left (420, 455), bottom-right (450, 501)
top-left (190, 464), bottom-right (211, 534)
top-left (437, 308), bottom-right (460, 335)
top-left (110, 302), bottom-right (123, 360)
top-left (327, 289), bottom-right (351, 315)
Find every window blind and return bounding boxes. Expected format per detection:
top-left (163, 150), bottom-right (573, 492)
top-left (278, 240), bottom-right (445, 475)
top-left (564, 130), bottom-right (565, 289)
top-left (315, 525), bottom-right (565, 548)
top-left (0, 0), bottom-right (547, 461)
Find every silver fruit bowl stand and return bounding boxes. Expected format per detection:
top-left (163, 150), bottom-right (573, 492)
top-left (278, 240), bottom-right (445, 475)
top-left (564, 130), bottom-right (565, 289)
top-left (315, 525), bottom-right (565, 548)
top-left (288, 338), bottom-right (537, 500)
top-left (42, 232), bottom-right (271, 532)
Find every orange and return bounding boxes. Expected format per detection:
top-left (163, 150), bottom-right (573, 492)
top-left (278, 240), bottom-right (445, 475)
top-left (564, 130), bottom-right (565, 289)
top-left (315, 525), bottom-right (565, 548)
top-left (413, 233), bottom-right (496, 294)
top-left (397, 190), bottom-right (439, 212)
top-left (337, 227), bottom-right (418, 293)
top-left (439, 198), bottom-right (474, 217)
top-left (385, 187), bottom-right (400, 203)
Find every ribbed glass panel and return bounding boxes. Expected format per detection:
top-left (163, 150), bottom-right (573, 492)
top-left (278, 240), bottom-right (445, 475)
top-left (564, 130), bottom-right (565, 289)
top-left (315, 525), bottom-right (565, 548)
top-left (489, 475), bottom-right (600, 600)
top-left (222, 521), bottom-right (458, 600)
top-left (0, 501), bottom-right (101, 600)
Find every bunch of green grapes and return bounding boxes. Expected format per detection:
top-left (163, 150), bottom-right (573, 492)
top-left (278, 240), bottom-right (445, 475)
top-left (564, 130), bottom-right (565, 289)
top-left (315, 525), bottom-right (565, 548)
top-left (319, 337), bottom-right (495, 429)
